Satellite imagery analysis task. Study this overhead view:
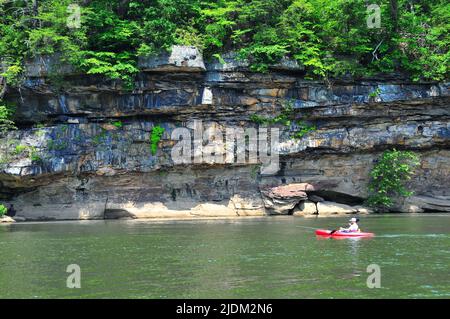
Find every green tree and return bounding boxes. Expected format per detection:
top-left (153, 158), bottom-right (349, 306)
top-left (367, 149), bottom-right (420, 209)
top-left (0, 103), bottom-right (16, 134)
top-left (150, 125), bottom-right (165, 156)
top-left (0, 0), bottom-right (448, 87)
top-left (0, 204), bottom-right (7, 217)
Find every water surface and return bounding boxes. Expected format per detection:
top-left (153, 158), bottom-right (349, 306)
top-left (0, 214), bottom-right (449, 298)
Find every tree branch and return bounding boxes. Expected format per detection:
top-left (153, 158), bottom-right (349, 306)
top-left (372, 40), bottom-right (384, 62)
top-left (0, 77), bottom-right (7, 100)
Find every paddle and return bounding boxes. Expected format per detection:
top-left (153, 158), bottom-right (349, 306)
top-left (329, 229), bottom-right (338, 235)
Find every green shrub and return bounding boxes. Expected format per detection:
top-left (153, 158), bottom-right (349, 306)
top-left (368, 88), bottom-right (382, 99)
top-left (0, 204), bottom-right (7, 217)
top-left (9, 144), bottom-right (43, 163)
top-left (91, 128), bottom-right (108, 146)
top-left (47, 139), bottom-right (68, 151)
top-left (0, 155), bottom-right (7, 167)
top-left (13, 144), bottom-right (28, 155)
top-left (0, 104), bottom-right (16, 134)
top-left (30, 153), bottom-right (42, 163)
top-left (367, 149), bottom-right (420, 209)
top-left (250, 100), bottom-right (316, 140)
top-left (77, 51), bottom-right (139, 89)
top-left (250, 164), bottom-right (261, 180)
top-left (249, 101), bottom-right (293, 126)
top-left (111, 120), bottom-right (123, 129)
top-left (1, 63), bottom-right (23, 87)
top-left (291, 122), bottom-right (317, 139)
top-left (29, 147), bottom-right (43, 163)
top-left (150, 125), bottom-right (165, 156)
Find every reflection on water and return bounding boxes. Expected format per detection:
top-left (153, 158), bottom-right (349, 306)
top-left (0, 214), bottom-right (449, 298)
top-left (347, 237), bottom-right (362, 256)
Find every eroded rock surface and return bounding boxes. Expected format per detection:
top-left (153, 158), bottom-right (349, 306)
top-left (316, 201), bottom-right (358, 216)
top-left (0, 215), bottom-right (15, 223)
top-left (138, 46), bottom-right (206, 72)
top-left (397, 195), bottom-right (450, 213)
top-left (261, 183), bottom-right (310, 215)
top-left (293, 200), bottom-right (318, 217)
top-left (1, 47), bottom-right (449, 220)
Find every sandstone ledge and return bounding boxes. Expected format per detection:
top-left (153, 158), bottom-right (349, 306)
top-left (0, 216), bottom-right (15, 223)
top-left (138, 46), bottom-right (206, 72)
top-left (1, 49), bottom-right (449, 221)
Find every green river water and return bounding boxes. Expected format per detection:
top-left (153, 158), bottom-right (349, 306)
top-left (0, 214), bottom-right (449, 299)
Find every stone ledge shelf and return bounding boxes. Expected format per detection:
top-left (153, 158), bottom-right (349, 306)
top-left (138, 46), bottom-right (206, 72)
top-left (206, 51), bottom-right (304, 72)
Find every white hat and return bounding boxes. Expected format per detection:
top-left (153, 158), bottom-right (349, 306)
top-left (349, 217), bottom-right (357, 222)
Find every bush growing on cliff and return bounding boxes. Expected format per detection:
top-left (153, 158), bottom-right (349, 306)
top-left (0, 103), bottom-right (16, 134)
top-left (250, 100), bottom-right (316, 140)
top-left (111, 120), bottom-right (123, 129)
top-left (367, 149), bottom-right (420, 209)
top-left (150, 125), bottom-right (165, 156)
top-left (0, 204), bottom-right (7, 217)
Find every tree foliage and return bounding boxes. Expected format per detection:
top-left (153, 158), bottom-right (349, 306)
top-left (367, 149), bottom-right (420, 209)
top-left (0, 203), bottom-right (7, 217)
top-left (250, 99), bottom-right (316, 139)
top-left (0, 103), bottom-right (16, 134)
top-left (0, 0), bottom-right (448, 86)
top-left (150, 125), bottom-right (165, 156)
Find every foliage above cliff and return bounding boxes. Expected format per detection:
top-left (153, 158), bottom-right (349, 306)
top-left (0, 0), bottom-right (448, 85)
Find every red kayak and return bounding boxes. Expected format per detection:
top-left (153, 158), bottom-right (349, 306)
top-left (315, 229), bottom-right (374, 238)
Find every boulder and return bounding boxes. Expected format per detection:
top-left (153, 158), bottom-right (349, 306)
top-left (353, 206), bottom-right (374, 214)
top-left (395, 204), bottom-right (424, 213)
top-left (270, 57), bottom-right (304, 72)
top-left (316, 201), bottom-right (358, 215)
top-left (229, 195), bottom-right (266, 216)
top-left (293, 200), bottom-right (318, 216)
top-left (261, 196), bottom-right (303, 215)
top-left (23, 54), bottom-right (76, 77)
top-left (96, 166), bottom-right (118, 176)
top-left (138, 46), bottom-right (206, 72)
top-left (206, 51), bottom-right (304, 72)
top-left (0, 215), bottom-right (15, 223)
top-left (261, 183), bottom-right (312, 215)
top-left (206, 51), bottom-right (250, 72)
top-left (262, 183), bottom-right (316, 197)
top-left (402, 195), bottom-right (450, 212)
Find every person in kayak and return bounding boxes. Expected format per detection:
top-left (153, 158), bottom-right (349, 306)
top-left (339, 217), bottom-right (360, 233)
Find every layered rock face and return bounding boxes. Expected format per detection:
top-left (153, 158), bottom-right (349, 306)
top-left (1, 47), bottom-right (449, 220)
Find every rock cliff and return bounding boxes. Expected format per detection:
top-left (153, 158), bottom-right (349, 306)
top-left (1, 47), bottom-right (449, 220)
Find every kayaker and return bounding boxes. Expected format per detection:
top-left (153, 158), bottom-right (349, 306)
top-left (339, 217), bottom-right (360, 233)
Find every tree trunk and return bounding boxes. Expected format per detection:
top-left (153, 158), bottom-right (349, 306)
top-left (390, 0), bottom-right (399, 32)
top-left (0, 75), bottom-right (6, 100)
top-left (31, 0), bottom-right (39, 27)
top-left (117, 0), bottom-right (129, 17)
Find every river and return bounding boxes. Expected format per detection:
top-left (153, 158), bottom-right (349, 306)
top-left (0, 214), bottom-right (449, 298)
